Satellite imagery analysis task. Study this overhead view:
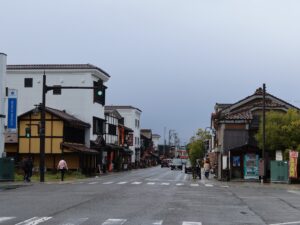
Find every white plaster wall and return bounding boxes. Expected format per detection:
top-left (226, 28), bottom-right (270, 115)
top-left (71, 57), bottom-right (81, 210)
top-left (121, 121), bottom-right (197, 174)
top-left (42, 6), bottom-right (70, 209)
top-left (115, 108), bottom-right (141, 163)
top-left (0, 53), bottom-right (7, 157)
top-left (6, 70), bottom-right (107, 145)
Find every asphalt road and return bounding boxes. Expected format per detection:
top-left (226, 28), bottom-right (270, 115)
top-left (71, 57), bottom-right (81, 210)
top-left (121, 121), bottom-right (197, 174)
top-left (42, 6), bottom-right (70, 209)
top-left (0, 166), bottom-right (300, 225)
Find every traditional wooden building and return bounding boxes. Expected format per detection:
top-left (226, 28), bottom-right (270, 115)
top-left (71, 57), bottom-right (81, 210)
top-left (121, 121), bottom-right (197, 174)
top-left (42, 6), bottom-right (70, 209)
top-left (211, 88), bottom-right (299, 180)
top-left (18, 107), bottom-right (98, 173)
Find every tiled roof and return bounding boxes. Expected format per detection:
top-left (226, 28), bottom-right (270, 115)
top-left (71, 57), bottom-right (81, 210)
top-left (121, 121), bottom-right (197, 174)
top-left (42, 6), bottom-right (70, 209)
top-left (62, 142), bottom-right (99, 154)
top-left (45, 107), bottom-right (91, 128)
top-left (7, 64), bottom-right (110, 77)
top-left (225, 111), bottom-right (253, 120)
top-left (105, 105), bottom-right (142, 112)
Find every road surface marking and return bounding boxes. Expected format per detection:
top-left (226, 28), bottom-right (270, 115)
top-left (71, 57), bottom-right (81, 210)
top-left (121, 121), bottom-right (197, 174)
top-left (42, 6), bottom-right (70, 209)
top-left (161, 182), bottom-right (170, 185)
top-left (182, 222), bottom-right (202, 225)
top-left (15, 217), bottom-right (52, 225)
top-left (59, 217), bottom-right (88, 225)
top-left (132, 181), bottom-right (142, 185)
top-left (0, 217), bottom-right (15, 223)
top-left (184, 174), bottom-right (188, 180)
top-left (190, 184), bottom-right (199, 187)
top-left (176, 183), bottom-right (184, 186)
top-left (147, 182), bottom-right (156, 185)
top-left (221, 185), bottom-right (229, 188)
top-left (269, 221), bottom-right (300, 225)
top-left (102, 218), bottom-right (127, 225)
top-left (205, 184), bottom-right (213, 187)
top-left (151, 220), bottom-right (163, 225)
top-left (288, 190), bottom-right (300, 196)
top-left (117, 182), bottom-right (127, 184)
top-left (103, 182), bottom-right (113, 185)
top-left (88, 182), bottom-right (98, 185)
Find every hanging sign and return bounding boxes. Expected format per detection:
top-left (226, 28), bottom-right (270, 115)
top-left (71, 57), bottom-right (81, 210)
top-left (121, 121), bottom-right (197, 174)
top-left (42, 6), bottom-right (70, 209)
top-left (289, 150), bottom-right (298, 179)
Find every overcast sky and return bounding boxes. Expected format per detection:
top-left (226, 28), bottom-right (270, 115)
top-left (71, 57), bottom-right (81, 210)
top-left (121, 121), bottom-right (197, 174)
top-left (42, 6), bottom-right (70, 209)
top-left (1, 0), bottom-right (300, 144)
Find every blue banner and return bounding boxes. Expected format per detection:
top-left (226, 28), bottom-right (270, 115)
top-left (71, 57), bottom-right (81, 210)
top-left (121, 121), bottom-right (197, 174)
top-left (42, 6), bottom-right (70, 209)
top-left (7, 98), bottom-right (17, 129)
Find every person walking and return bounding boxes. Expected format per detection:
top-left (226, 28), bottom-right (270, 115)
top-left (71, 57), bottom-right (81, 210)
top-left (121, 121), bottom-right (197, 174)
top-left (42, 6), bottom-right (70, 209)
top-left (204, 159), bottom-right (210, 179)
top-left (57, 158), bottom-right (68, 181)
top-left (27, 156), bottom-right (33, 182)
top-left (21, 157), bottom-right (30, 182)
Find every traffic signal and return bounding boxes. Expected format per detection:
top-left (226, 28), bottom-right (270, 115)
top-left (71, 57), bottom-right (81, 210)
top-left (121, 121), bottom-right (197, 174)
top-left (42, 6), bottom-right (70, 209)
top-left (25, 127), bottom-right (31, 138)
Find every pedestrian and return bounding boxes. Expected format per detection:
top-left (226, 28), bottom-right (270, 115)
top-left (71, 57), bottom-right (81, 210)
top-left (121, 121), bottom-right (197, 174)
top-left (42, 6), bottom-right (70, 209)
top-left (196, 159), bottom-right (201, 179)
top-left (27, 156), bottom-right (33, 182)
top-left (102, 156), bottom-right (107, 173)
top-left (21, 157), bottom-right (30, 182)
top-left (204, 160), bottom-right (210, 179)
top-left (57, 158), bottom-right (68, 181)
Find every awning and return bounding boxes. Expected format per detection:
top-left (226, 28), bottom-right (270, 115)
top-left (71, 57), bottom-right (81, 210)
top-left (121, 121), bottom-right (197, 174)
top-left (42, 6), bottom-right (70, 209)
top-left (121, 148), bottom-right (133, 155)
top-left (61, 143), bottom-right (99, 154)
top-left (104, 144), bottom-right (124, 151)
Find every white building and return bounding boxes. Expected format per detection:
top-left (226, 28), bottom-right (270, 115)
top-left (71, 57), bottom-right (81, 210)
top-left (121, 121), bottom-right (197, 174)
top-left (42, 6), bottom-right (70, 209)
top-left (105, 105), bottom-right (142, 163)
top-left (0, 53), bottom-right (7, 157)
top-left (6, 64), bottom-right (110, 146)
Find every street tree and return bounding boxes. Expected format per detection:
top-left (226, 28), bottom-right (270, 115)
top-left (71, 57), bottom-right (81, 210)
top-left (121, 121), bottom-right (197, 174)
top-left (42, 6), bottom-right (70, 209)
top-left (255, 109), bottom-right (300, 155)
top-left (187, 128), bottom-right (211, 166)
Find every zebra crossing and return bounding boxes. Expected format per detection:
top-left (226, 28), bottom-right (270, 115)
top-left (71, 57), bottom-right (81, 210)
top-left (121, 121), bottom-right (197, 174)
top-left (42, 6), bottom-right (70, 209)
top-left (0, 217), bottom-right (202, 225)
top-left (69, 180), bottom-right (224, 188)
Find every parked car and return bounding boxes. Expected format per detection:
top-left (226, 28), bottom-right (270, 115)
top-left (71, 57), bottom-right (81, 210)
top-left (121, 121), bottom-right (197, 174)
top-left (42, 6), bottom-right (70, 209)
top-left (170, 158), bottom-right (182, 170)
top-left (184, 159), bottom-right (192, 174)
top-left (161, 159), bottom-right (171, 168)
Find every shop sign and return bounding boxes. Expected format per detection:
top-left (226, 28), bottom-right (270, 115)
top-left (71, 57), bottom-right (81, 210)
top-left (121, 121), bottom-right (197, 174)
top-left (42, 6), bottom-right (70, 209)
top-left (289, 150), bottom-right (298, 179)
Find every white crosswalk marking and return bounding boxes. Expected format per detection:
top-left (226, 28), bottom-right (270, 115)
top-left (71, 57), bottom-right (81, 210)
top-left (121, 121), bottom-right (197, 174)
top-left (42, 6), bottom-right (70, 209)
top-left (176, 183), bottom-right (184, 186)
top-left (190, 184), bottom-right (199, 187)
top-left (205, 184), bottom-right (213, 187)
top-left (0, 217), bottom-right (15, 223)
top-left (59, 217), bottom-right (88, 225)
top-left (147, 182), bottom-right (155, 185)
top-left (151, 220), bottom-right (163, 225)
top-left (221, 185), bottom-right (229, 188)
top-left (102, 218), bottom-right (127, 225)
top-left (15, 217), bottom-right (52, 225)
top-left (161, 182), bottom-right (170, 185)
top-left (88, 182), bottom-right (98, 185)
top-left (117, 182), bottom-right (127, 184)
top-left (182, 222), bottom-right (202, 225)
top-left (132, 181), bottom-right (142, 185)
top-left (103, 182), bottom-right (114, 185)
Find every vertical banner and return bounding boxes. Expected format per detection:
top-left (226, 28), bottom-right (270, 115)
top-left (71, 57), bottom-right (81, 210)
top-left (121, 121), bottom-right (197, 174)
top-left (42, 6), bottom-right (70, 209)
top-left (7, 89), bottom-right (17, 131)
top-left (289, 151), bottom-right (298, 179)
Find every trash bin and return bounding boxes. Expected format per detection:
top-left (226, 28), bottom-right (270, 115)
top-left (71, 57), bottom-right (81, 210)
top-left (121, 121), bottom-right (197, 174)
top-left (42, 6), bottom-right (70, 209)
top-left (0, 157), bottom-right (15, 181)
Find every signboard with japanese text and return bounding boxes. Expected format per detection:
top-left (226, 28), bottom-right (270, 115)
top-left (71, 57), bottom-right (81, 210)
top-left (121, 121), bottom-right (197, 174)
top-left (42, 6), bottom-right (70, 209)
top-left (289, 150), bottom-right (298, 179)
top-left (7, 89), bottom-right (17, 131)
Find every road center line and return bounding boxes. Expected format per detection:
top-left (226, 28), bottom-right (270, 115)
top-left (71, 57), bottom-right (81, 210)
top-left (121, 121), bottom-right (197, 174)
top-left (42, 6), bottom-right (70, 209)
top-left (182, 222), bottom-right (202, 225)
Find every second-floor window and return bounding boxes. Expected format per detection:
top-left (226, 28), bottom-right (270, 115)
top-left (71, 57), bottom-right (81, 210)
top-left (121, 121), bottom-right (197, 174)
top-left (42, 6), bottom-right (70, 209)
top-left (24, 78), bottom-right (33, 88)
top-left (108, 124), bottom-right (117, 135)
top-left (93, 117), bottom-right (105, 135)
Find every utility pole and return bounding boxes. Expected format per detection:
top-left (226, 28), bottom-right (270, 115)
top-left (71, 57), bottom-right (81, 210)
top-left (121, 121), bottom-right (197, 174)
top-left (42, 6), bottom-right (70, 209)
top-left (262, 83), bottom-right (266, 183)
top-left (163, 127), bottom-right (166, 157)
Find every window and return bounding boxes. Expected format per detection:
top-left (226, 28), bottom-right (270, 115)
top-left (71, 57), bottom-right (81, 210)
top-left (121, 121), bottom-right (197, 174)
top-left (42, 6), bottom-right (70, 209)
top-left (135, 119), bottom-right (140, 128)
top-left (108, 124), bottom-right (117, 135)
top-left (24, 78), bottom-right (33, 88)
top-left (93, 117), bottom-right (105, 135)
top-left (93, 80), bottom-right (106, 105)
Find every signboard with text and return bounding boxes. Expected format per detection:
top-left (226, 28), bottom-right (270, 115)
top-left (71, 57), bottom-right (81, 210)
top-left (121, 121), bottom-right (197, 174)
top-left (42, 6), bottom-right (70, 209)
top-left (289, 151), bottom-right (298, 179)
top-left (7, 89), bottom-right (17, 131)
